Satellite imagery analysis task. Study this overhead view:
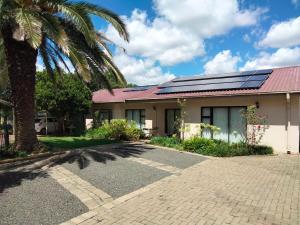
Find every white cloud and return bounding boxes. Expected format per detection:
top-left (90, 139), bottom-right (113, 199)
top-left (106, 10), bottom-right (205, 66)
top-left (204, 50), bottom-right (240, 74)
top-left (241, 48), bottom-right (300, 70)
top-left (113, 52), bottom-right (175, 85)
top-left (259, 17), bottom-right (300, 48)
top-left (106, 1), bottom-right (263, 66)
top-left (154, 0), bottom-right (264, 38)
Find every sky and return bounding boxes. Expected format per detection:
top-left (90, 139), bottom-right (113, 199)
top-left (47, 0), bottom-right (300, 85)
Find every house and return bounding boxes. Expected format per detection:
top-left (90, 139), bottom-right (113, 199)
top-left (92, 66), bottom-right (300, 154)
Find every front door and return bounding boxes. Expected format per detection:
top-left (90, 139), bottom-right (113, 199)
top-left (165, 109), bottom-right (181, 136)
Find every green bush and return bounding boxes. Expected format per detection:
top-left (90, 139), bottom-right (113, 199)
top-left (150, 136), bottom-right (182, 149)
top-left (247, 144), bottom-right (273, 155)
top-left (181, 137), bottom-right (216, 152)
top-left (86, 119), bottom-right (143, 141)
top-left (182, 137), bottom-right (273, 157)
top-left (150, 136), bottom-right (273, 157)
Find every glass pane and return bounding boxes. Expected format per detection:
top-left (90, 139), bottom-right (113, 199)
top-left (229, 107), bottom-right (246, 143)
top-left (133, 110), bottom-right (140, 127)
top-left (201, 118), bottom-right (211, 139)
top-left (126, 110), bottom-right (133, 121)
top-left (140, 110), bottom-right (145, 129)
top-left (213, 108), bottom-right (228, 142)
top-left (166, 110), bottom-right (175, 135)
top-left (202, 108), bottom-right (211, 117)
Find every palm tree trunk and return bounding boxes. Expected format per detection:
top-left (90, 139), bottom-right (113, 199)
top-left (2, 29), bottom-right (38, 152)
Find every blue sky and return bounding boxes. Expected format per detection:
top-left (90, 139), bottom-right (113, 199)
top-left (73, 0), bottom-right (300, 85)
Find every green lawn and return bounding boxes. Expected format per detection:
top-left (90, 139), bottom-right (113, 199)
top-left (39, 136), bottom-right (116, 150)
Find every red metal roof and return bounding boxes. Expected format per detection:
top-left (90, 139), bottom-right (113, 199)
top-left (92, 66), bottom-right (300, 103)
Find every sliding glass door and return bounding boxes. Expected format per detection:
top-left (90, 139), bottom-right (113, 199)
top-left (201, 107), bottom-right (246, 143)
top-left (165, 109), bottom-right (181, 136)
top-left (213, 108), bottom-right (229, 142)
top-left (126, 109), bottom-right (145, 129)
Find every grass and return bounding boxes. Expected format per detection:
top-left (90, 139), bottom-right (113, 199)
top-left (39, 136), bottom-right (116, 150)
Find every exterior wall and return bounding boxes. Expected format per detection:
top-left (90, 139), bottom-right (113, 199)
top-left (184, 94), bottom-right (299, 153)
top-left (93, 93), bottom-right (300, 154)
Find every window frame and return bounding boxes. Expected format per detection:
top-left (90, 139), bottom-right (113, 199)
top-left (201, 106), bottom-right (247, 142)
top-left (125, 109), bottom-right (146, 129)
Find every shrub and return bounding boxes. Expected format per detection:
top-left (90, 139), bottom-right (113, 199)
top-left (85, 119), bottom-right (143, 141)
top-left (181, 137), bottom-right (273, 157)
top-left (181, 137), bottom-right (216, 152)
top-left (147, 136), bottom-right (274, 157)
top-left (247, 144), bottom-right (273, 155)
top-left (150, 136), bottom-right (182, 149)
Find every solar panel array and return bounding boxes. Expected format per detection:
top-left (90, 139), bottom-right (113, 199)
top-left (123, 85), bottom-right (154, 92)
top-left (157, 69), bottom-right (272, 94)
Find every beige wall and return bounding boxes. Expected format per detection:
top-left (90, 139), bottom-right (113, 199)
top-left (93, 93), bottom-right (300, 153)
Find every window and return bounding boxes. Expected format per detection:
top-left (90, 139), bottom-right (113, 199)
top-left (99, 109), bottom-right (112, 124)
top-left (201, 107), bottom-right (246, 143)
top-left (165, 109), bottom-right (181, 136)
top-left (126, 109), bottom-right (145, 129)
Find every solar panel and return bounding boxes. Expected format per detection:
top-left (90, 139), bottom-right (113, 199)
top-left (171, 69), bottom-right (272, 82)
top-left (160, 74), bottom-right (269, 88)
top-left (156, 69), bottom-right (272, 94)
top-left (123, 85), bottom-right (154, 92)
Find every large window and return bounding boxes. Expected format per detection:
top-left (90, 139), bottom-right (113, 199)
top-left (201, 107), bottom-right (246, 143)
top-left (165, 109), bottom-right (181, 136)
top-left (99, 109), bottom-right (112, 124)
top-left (126, 109), bottom-right (145, 129)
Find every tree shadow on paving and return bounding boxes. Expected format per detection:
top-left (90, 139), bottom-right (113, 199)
top-left (53, 143), bottom-right (155, 170)
top-left (0, 144), bottom-right (154, 192)
top-left (0, 170), bottom-right (48, 193)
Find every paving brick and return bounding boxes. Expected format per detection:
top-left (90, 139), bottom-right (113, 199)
top-left (61, 154), bottom-right (300, 225)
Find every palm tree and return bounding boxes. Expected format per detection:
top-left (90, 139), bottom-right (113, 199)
top-left (0, 0), bottom-right (128, 152)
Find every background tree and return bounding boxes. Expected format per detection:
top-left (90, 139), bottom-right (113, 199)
top-left (0, 0), bottom-right (128, 152)
top-left (36, 71), bottom-right (91, 135)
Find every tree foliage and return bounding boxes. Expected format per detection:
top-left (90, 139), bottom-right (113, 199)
top-left (0, 0), bottom-right (128, 151)
top-left (0, 0), bottom-right (129, 89)
top-left (36, 70), bottom-right (91, 121)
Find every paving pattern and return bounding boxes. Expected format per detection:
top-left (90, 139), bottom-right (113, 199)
top-left (2, 143), bottom-right (300, 225)
top-left (47, 165), bottom-right (113, 210)
top-left (126, 156), bottom-right (182, 174)
top-left (61, 153), bottom-right (172, 198)
top-left (0, 169), bottom-right (88, 225)
top-left (62, 154), bottom-right (300, 225)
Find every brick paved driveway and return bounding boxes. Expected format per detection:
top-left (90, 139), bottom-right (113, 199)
top-left (65, 151), bottom-right (300, 225)
top-left (1, 143), bottom-right (300, 225)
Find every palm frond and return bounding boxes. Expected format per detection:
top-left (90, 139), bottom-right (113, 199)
top-left (14, 8), bottom-right (42, 48)
top-left (56, 2), bottom-right (95, 46)
top-left (68, 46), bottom-right (91, 82)
top-left (39, 37), bottom-right (55, 79)
top-left (75, 2), bottom-right (129, 42)
top-left (39, 13), bottom-right (70, 55)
